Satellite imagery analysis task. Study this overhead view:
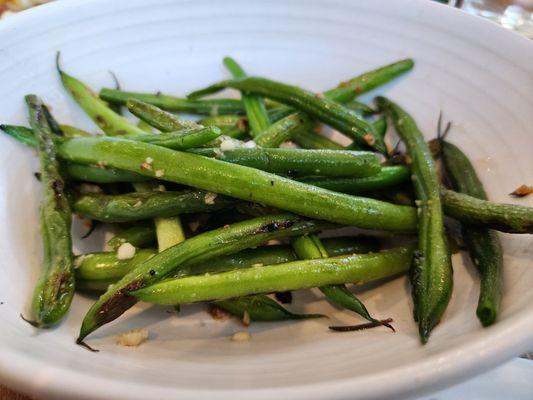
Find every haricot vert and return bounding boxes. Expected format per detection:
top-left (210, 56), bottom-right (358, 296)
top-left (377, 96), bottom-right (453, 343)
top-left (440, 140), bottom-right (503, 326)
top-left (223, 57), bottom-right (270, 137)
top-left (292, 235), bottom-right (394, 330)
top-left (24, 95), bottom-right (75, 327)
top-left (131, 246), bottom-right (415, 305)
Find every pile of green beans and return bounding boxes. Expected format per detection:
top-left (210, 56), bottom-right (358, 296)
top-left (4, 55), bottom-right (532, 349)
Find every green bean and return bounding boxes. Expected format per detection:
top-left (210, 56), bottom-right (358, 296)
top-left (131, 246), bottom-right (414, 305)
top-left (75, 249), bottom-right (157, 280)
top-left (2, 123), bottom-right (220, 153)
top-left (0, 124), bottom-right (36, 147)
top-left (100, 88), bottom-right (245, 115)
top-left (372, 116), bottom-right (388, 142)
top-left (130, 185), bottom-right (186, 274)
top-left (325, 59), bottom-right (415, 103)
top-left (377, 96), bottom-right (452, 343)
top-left (65, 163), bottom-right (148, 183)
top-left (301, 166), bottom-right (410, 193)
top-left (75, 236), bottom-right (379, 283)
top-left (441, 189), bottom-right (533, 234)
top-left (125, 126), bottom-right (222, 150)
top-left (72, 190), bottom-right (233, 223)
top-left (343, 99), bottom-right (376, 116)
top-left (292, 130), bottom-right (344, 150)
top-left (216, 295), bottom-right (324, 321)
top-left (76, 246), bottom-right (292, 284)
top-left (223, 57), bottom-right (270, 136)
top-left (188, 77), bottom-right (386, 153)
top-left (191, 147), bottom-right (381, 177)
top-left (292, 235), bottom-right (391, 329)
top-left (41, 105), bottom-right (64, 137)
top-left (0, 122), bottom-right (332, 155)
top-left (321, 236), bottom-right (380, 255)
top-left (188, 235), bottom-right (379, 272)
top-left (126, 99), bottom-right (202, 132)
top-left (200, 115), bottom-right (243, 128)
top-left (441, 141), bottom-right (502, 326)
top-left (155, 216), bottom-right (186, 252)
top-left (77, 214), bottom-right (330, 342)
top-left (154, 214), bottom-right (186, 292)
top-left (1, 125), bottom-right (218, 183)
top-left (107, 223), bottom-right (156, 250)
top-left (254, 113), bottom-right (313, 148)
top-left (57, 63), bottom-right (146, 136)
top-left (345, 117), bottom-right (388, 150)
top-left (137, 119), bottom-right (154, 133)
top-left (25, 95), bottom-right (74, 327)
top-left (58, 137), bottom-right (417, 232)
top-left (59, 125), bottom-right (93, 137)
top-left (76, 279), bottom-right (115, 292)
top-left (199, 115), bottom-right (248, 139)
top-left (267, 106), bottom-right (296, 123)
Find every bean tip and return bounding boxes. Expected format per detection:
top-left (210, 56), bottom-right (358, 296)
top-left (329, 318), bottom-right (395, 332)
top-left (476, 306), bottom-right (497, 327)
top-left (108, 70), bottom-right (121, 90)
top-left (55, 51), bottom-right (63, 75)
top-left (20, 313), bottom-right (41, 328)
top-left (76, 338), bottom-right (100, 353)
top-left (418, 321), bottom-right (432, 344)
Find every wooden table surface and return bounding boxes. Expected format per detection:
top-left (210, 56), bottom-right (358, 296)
top-left (0, 386), bottom-right (31, 400)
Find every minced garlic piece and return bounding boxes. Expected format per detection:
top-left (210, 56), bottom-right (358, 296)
top-left (231, 331), bottom-right (251, 342)
top-left (115, 328), bottom-right (148, 347)
top-left (204, 192), bottom-right (218, 205)
top-left (220, 138), bottom-right (241, 151)
top-left (117, 242), bottom-right (136, 260)
top-left (279, 141), bottom-right (297, 149)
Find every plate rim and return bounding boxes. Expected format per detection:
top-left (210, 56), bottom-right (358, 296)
top-left (0, 0), bottom-right (532, 399)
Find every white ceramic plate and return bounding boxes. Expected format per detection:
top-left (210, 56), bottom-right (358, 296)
top-left (420, 358), bottom-right (533, 400)
top-left (0, 0), bottom-right (532, 399)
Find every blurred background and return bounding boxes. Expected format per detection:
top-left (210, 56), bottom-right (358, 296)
top-left (440, 0), bottom-right (533, 37)
top-left (2, 0), bottom-right (533, 38)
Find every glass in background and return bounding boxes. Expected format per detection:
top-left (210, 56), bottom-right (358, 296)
top-left (447, 0), bottom-right (533, 38)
